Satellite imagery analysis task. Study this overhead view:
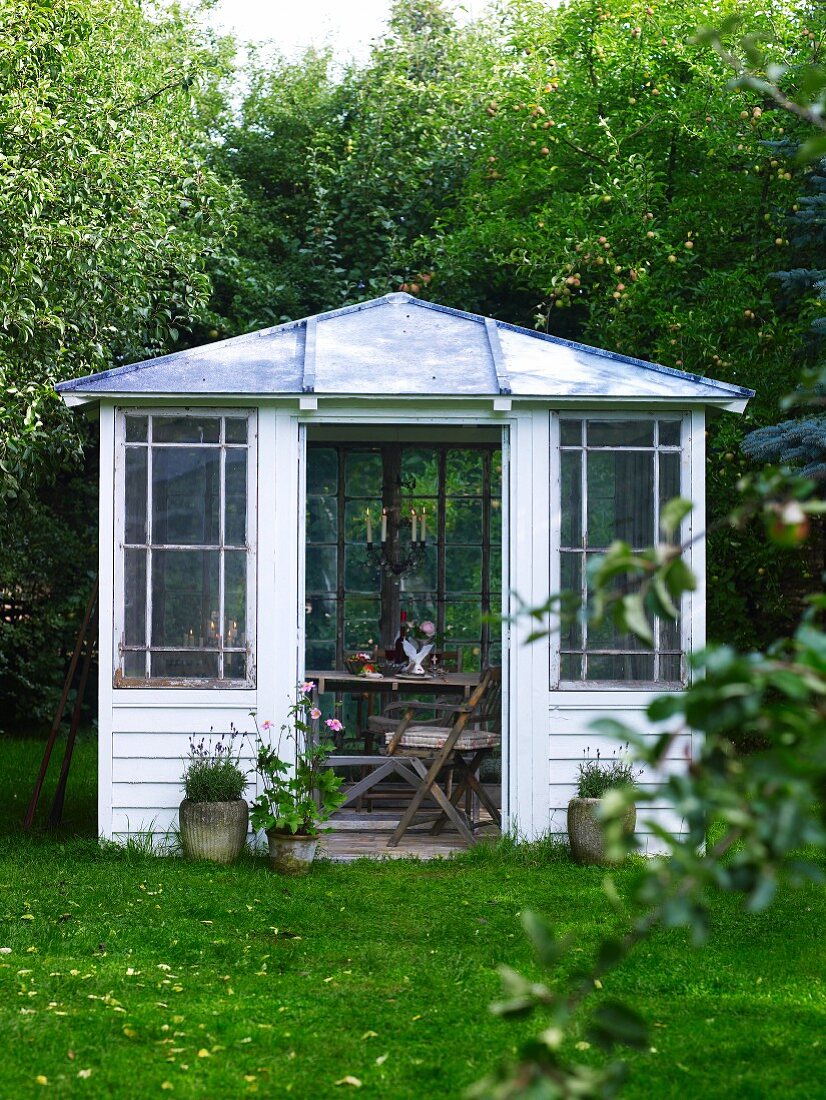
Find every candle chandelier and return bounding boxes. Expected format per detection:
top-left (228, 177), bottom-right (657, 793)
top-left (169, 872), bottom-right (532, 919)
top-left (365, 506), bottom-right (427, 579)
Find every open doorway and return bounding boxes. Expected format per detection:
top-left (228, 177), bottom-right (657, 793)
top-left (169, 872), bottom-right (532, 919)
top-left (302, 424), bottom-right (505, 854)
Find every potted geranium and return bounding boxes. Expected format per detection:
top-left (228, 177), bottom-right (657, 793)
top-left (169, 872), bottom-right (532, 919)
top-left (567, 747), bottom-right (640, 866)
top-left (249, 684), bottom-right (347, 875)
top-left (179, 731), bottom-right (249, 864)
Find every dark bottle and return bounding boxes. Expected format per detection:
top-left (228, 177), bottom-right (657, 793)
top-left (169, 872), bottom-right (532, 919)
top-left (393, 611), bottom-right (408, 664)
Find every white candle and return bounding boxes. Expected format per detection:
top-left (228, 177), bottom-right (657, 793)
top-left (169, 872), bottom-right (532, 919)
top-left (381, 508), bottom-right (388, 543)
top-left (421, 507), bottom-right (427, 544)
top-left (366, 507), bottom-right (373, 545)
top-left (411, 508), bottom-right (417, 543)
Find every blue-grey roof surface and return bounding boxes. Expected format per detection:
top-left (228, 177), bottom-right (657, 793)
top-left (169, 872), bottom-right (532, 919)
top-left (56, 293), bottom-right (754, 403)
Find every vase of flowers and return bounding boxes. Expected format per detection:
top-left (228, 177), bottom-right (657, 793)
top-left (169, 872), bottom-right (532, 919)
top-left (250, 684), bottom-right (347, 875)
top-left (567, 748), bottom-right (640, 866)
top-left (401, 618), bottom-right (441, 675)
top-left (179, 731), bottom-right (249, 864)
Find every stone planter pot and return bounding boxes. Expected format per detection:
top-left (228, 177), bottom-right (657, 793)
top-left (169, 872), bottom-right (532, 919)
top-left (266, 829), bottom-right (319, 875)
top-left (567, 797), bottom-right (636, 866)
top-left (179, 799), bottom-right (248, 864)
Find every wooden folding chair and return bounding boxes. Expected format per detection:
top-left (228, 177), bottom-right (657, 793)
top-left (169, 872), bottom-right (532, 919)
top-left (380, 668), bottom-right (502, 847)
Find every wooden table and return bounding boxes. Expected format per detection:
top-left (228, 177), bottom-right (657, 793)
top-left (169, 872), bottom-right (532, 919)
top-left (306, 669), bottom-right (480, 699)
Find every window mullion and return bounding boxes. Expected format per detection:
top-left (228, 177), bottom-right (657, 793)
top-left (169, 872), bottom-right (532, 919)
top-left (580, 428), bottom-right (588, 680)
top-left (218, 418), bottom-right (226, 680)
top-left (145, 415), bottom-right (153, 679)
top-left (653, 421), bottom-right (661, 681)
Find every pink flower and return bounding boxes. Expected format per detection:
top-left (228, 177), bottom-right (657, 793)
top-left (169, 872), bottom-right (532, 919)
top-left (310, 707), bottom-right (322, 721)
top-left (300, 681), bottom-right (315, 695)
top-left (325, 718), bottom-right (344, 733)
top-left (261, 719), bottom-right (273, 731)
top-left (419, 620), bottom-right (436, 637)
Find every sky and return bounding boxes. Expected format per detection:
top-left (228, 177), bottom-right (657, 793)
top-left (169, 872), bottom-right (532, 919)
top-left (200, 0), bottom-right (485, 62)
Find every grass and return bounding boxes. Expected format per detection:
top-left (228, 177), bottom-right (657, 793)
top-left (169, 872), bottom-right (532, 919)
top-left (1, 738), bottom-right (824, 1098)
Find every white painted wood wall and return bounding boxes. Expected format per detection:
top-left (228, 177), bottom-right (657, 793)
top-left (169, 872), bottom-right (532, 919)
top-left (97, 400), bottom-right (704, 850)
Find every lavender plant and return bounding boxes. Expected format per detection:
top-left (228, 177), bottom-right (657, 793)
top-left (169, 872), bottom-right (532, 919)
top-left (181, 730), bottom-right (248, 804)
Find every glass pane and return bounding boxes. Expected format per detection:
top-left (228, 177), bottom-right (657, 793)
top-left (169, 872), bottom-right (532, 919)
top-left (305, 596), bottom-right (336, 641)
top-left (344, 544), bottom-right (378, 591)
top-left (445, 498), bottom-right (483, 543)
top-left (659, 452), bottom-right (681, 527)
top-left (660, 610), bottom-right (680, 651)
top-left (491, 453), bottom-right (503, 494)
top-left (151, 549), bottom-right (219, 648)
top-left (153, 416), bottom-right (220, 444)
top-left (307, 496), bottom-right (339, 544)
top-left (490, 546), bottom-right (502, 594)
top-left (122, 650), bottom-right (146, 678)
top-left (345, 450), bottom-right (382, 497)
top-left (224, 551), bottom-right (247, 647)
top-left (658, 420), bottom-right (681, 447)
top-left (560, 553), bottom-right (582, 649)
top-left (399, 544), bottom-right (437, 592)
top-left (125, 415), bottom-right (148, 443)
top-left (444, 602), bottom-right (481, 643)
top-left (124, 549), bottom-right (146, 646)
top-left (403, 449), bottom-right (440, 495)
top-left (225, 449), bottom-right (247, 546)
top-left (586, 653), bottom-right (655, 681)
top-left (445, 546), bottom-right (482, 592)
top-left (445, 449), bottom-right (483, 495)
top-left (560, 419), bottom-right (582, 447)
top-left (400, 595), bottom-right (438, 627)
top-left (560, 652), bottom-right (581, 680)
top-left (225, 418), bottom-right (248, 444)
top-left (151, 651), bottom-right (219, 678)
top-left (224, 652), bottom-right (247, 680)
top-left (125, 448), bottom-right (147, 544)
top-left (152, 448), bottom-right (220, 545)
top-left (307, 447), bottom-right (338, 496)
top-left (587, 451), bottom-right (653, 548)
top-left (345, 499), bottom-right (381, 544)
top-left (659, 653), bottom-right (682, 682)
top-left (306, 640), bottom-right (335, 669)
top-left (306, 546), bottom-right (337, 593)
top-left (560, 450), bottom-right (582, 547)
top-left (490, 498), bottom-right (502, 543)
top-left (343, 596), bottom-right (380, 649)
top-left (588, 420), bottom-right (654, 448)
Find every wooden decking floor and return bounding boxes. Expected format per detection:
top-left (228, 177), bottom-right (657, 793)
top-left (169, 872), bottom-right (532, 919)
top-left (318, 808), bottom-right (499, 862)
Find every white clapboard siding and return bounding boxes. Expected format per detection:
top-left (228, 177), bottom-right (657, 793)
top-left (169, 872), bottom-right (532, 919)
top-left (111, 808), bottom-right (180, 836)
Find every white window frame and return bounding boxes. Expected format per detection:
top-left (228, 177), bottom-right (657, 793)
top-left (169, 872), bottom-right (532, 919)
top-left (113, 407), bottom-right (258, 688)
top-left (551, 410), bottom-right (691, 691)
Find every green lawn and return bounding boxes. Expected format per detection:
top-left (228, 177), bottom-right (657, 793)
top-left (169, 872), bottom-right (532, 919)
top-left (1, 738), bottom-right (824, 1098)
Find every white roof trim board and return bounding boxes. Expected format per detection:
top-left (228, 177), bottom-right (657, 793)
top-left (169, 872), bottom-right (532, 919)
top-left (56, 293), bottom-right (753, 410)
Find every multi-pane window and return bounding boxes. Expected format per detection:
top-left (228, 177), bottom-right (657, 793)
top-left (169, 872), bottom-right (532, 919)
top-left (118, 411), bottom-right (255, 685)
top-left (305, 444), bottom-right (501, 672)
top-left (559, 417), bottom-right (684, 685)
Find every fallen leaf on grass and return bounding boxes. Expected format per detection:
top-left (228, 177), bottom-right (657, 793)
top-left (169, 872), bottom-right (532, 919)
top-left (77, 1070), bottom-right (92, 1080)
top-left (376, 1054), bottom-right (388, 1066)
top-left (21, 914), bottom-right (34, 921)
top-left (243, 1076), bottom-right (256, 1083)
top-left (0, 947), bottom-right (11, 954)
top-left (334, 1077), bottom-right (362, 1088)
top-left (361, 1031), bottom-right (377, 1040)
top-left (197, 1049), bottom-right (210, 1058)
top-left (35, 1076), bottom-right (48, 1086)
top-left (161, 1082), bottom-right (173, 1091)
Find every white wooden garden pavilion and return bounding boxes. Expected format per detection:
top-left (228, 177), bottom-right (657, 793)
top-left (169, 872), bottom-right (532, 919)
top-left (57, 292), bottom-right (752, 852)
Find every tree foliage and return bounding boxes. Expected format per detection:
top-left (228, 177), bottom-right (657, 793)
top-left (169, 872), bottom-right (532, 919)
top-left (0, 0), bottom-right (235, 500)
